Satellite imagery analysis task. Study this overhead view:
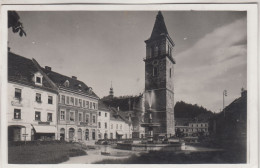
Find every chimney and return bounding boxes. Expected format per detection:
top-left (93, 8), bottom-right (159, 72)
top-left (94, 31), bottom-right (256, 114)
top-left (72, 76), bottom-right (77, 80)
top-left (241, 88), bottom-right (247, 97)
top-left (45, 66), bottom-right (52, 71)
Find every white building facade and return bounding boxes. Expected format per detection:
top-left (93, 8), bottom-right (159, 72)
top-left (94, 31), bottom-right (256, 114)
top-left (8, 52), bottom-right (58, 141)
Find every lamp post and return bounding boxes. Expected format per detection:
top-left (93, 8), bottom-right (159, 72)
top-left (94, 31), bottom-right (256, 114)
top-left (223, 90), bottom-right (227, 117)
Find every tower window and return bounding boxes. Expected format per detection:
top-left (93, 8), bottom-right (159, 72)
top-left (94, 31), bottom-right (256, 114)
top-left (170, 68), bottom-right (172, 78)
top-left (168, 45), bottom-right (172, 56)
top-left (151, 46), bottom-right (154, 57)
top-left (153, 67), bottom-right (158, 76)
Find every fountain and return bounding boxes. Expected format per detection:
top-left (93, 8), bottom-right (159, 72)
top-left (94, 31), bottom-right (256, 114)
top-left (116, 91), bottom-right (184, 151)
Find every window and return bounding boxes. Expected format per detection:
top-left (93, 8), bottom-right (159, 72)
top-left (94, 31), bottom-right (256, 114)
top-left (48, 96), bottom-right (53, 104)
top-left (86, 101), bottom-right (89, 108)
top-left (66, 96), bottom-right (69, 104)
top-left (47, 113), bottom-right (52, 121)
top-left (70, 112), bottom-right (75, 121)
top-left (92, 115), bottom-right (96, 123)
top-left (90, 102), bottom-right (93, 109)
top-left (99, 112), bottom-right (101, 116)
top-left (83, 100), bottom-right (85, 107)
top-left (98, 122), bottom-right (101, 128)
top-left (105, 122), bottom-right (107, 129)
top-left (61, 95), bottom-right (65, 104)
top-left (120, 124), bottom-right (122, 130)
top-left (86, 114), bottom-right (89, 123)
top-left (35, 111), bottom-right (41, 121)
top-left (14, 109), bottom-right (21, 119)
top-left (116, 124), bottom-right (118, 129)
top-left (36, 77), bottom-right (41, 83)
top-left (70, 97), bottom-right (74, 105)
top-left (151, 46), bottom-right (154, 57)
top-left (79, 113), bottom-right (83, 122)
top-left (75, 98), bottom-right (78, 106)
top-left (60, 110), bottom-right (65, 120)
top-left (111, 124), bottom-right (113, 129)
top-left (79, 99), bottom-right (82, 107)
top-left (64, 80), bottom-right (70, 87)
top-left (153, 67), bottom-right (158, 76)
top-left (105, 113), bottom-right (107, 117)
top-left (170, 68), bottom-right (172, 78)
top-left (36, 93), bottom-right (42, 103)
top-left (15, 88), bottom-right (21, 99)
top-left (168, 45), bottom-right (172, 56)
top-left (93, 103), bottom-right (96, 109)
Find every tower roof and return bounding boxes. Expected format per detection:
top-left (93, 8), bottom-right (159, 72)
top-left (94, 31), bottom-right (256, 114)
top-left (149, 11), bottom-right (169, 40)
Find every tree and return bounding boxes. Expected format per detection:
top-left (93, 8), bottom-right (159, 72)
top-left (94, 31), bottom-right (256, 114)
top-left (8, 11), bottom-right (26, 37)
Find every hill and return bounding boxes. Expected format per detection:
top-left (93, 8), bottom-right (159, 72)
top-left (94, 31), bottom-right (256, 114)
top-left (174, 101), bottom-right (214, 121)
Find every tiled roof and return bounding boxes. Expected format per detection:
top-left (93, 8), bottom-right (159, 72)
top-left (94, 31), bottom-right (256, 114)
top-left (42, 67), bottom-right (99, 99)
top-left (98, 100), bottom-right (110, 111)
top-left (109, 107), bottom-right (131, 124)
top-left (8, 52), bottom-right (56, 93)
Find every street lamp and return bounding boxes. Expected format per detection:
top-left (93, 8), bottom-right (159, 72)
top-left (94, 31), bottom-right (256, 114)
top-left (223, 90), bottom-right (227, 117)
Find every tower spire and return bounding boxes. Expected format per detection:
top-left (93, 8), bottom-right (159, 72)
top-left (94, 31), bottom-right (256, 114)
top-left (109, 81), bottom-right (114, 98)
top-left (149, 11), bottom-right (169, 40)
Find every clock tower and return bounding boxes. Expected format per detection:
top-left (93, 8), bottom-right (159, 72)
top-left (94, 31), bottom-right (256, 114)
top-left (144, 11), bottom-right (175, 138)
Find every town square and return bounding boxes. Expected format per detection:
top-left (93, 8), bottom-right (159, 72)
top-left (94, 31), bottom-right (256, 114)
top-left (3, 5), bottom-right (255, 165)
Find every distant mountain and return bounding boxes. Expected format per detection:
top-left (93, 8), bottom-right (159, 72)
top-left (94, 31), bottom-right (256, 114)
top-left (174, 101), bottom-right (214, 121)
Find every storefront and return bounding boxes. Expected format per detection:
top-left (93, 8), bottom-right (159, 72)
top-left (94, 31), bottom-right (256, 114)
top-left (32, 125), bottom-right (57, 140)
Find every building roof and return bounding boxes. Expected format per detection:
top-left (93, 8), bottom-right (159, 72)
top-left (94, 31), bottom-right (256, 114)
top-left (41, 67), bottom-right (99, 99)
top-left (150, 11), bottom-right (169, 40)
top-left (109, 107), bottom-right (131, 124)
top-left (102, 95), bottom-right (143, 112)
top-left (8, 52), bottom-right (56, 93)
top-left (98, 100), bottom-right (111, 111)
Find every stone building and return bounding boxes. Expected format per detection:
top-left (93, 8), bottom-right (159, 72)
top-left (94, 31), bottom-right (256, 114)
top-left (8, 52), bottom-right (58, 141)
top-left (143, 11), bottom-right (175, 138)
top-left (42, 67), bottom-right (99, 143)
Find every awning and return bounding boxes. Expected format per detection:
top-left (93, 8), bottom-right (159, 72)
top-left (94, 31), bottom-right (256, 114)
top-left (116, 131), bottom-right (124, 135)
top-left (33, 125), bottom-right (57, 133)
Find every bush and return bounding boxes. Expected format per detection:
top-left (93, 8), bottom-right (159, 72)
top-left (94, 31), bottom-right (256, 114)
top-left (8, 142), bottom-right (87, 164)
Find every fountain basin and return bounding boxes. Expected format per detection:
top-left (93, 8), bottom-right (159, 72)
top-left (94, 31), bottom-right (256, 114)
top-left (117, 142), bottom-right (184, 151)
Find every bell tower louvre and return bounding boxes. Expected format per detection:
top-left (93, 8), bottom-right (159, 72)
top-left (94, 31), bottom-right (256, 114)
top-left (144, 11), bottom-right (176, 138)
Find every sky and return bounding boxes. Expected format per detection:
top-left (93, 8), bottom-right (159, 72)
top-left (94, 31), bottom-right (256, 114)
top-left (8, 11), bottom-right (247, 112)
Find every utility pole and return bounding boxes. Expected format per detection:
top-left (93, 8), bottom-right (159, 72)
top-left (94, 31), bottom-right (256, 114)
top-left (223, 90), bottom-right (227, 117)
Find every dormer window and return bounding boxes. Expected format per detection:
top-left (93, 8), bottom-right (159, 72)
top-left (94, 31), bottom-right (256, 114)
top-left (88, 87), bottom-right (93, 94)
top-left (34, 72), bottom-right (43, 86)
top-left (64, 80), bottom-right (70, 87)
top-left (36, 77), bottom-right (41, 83)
